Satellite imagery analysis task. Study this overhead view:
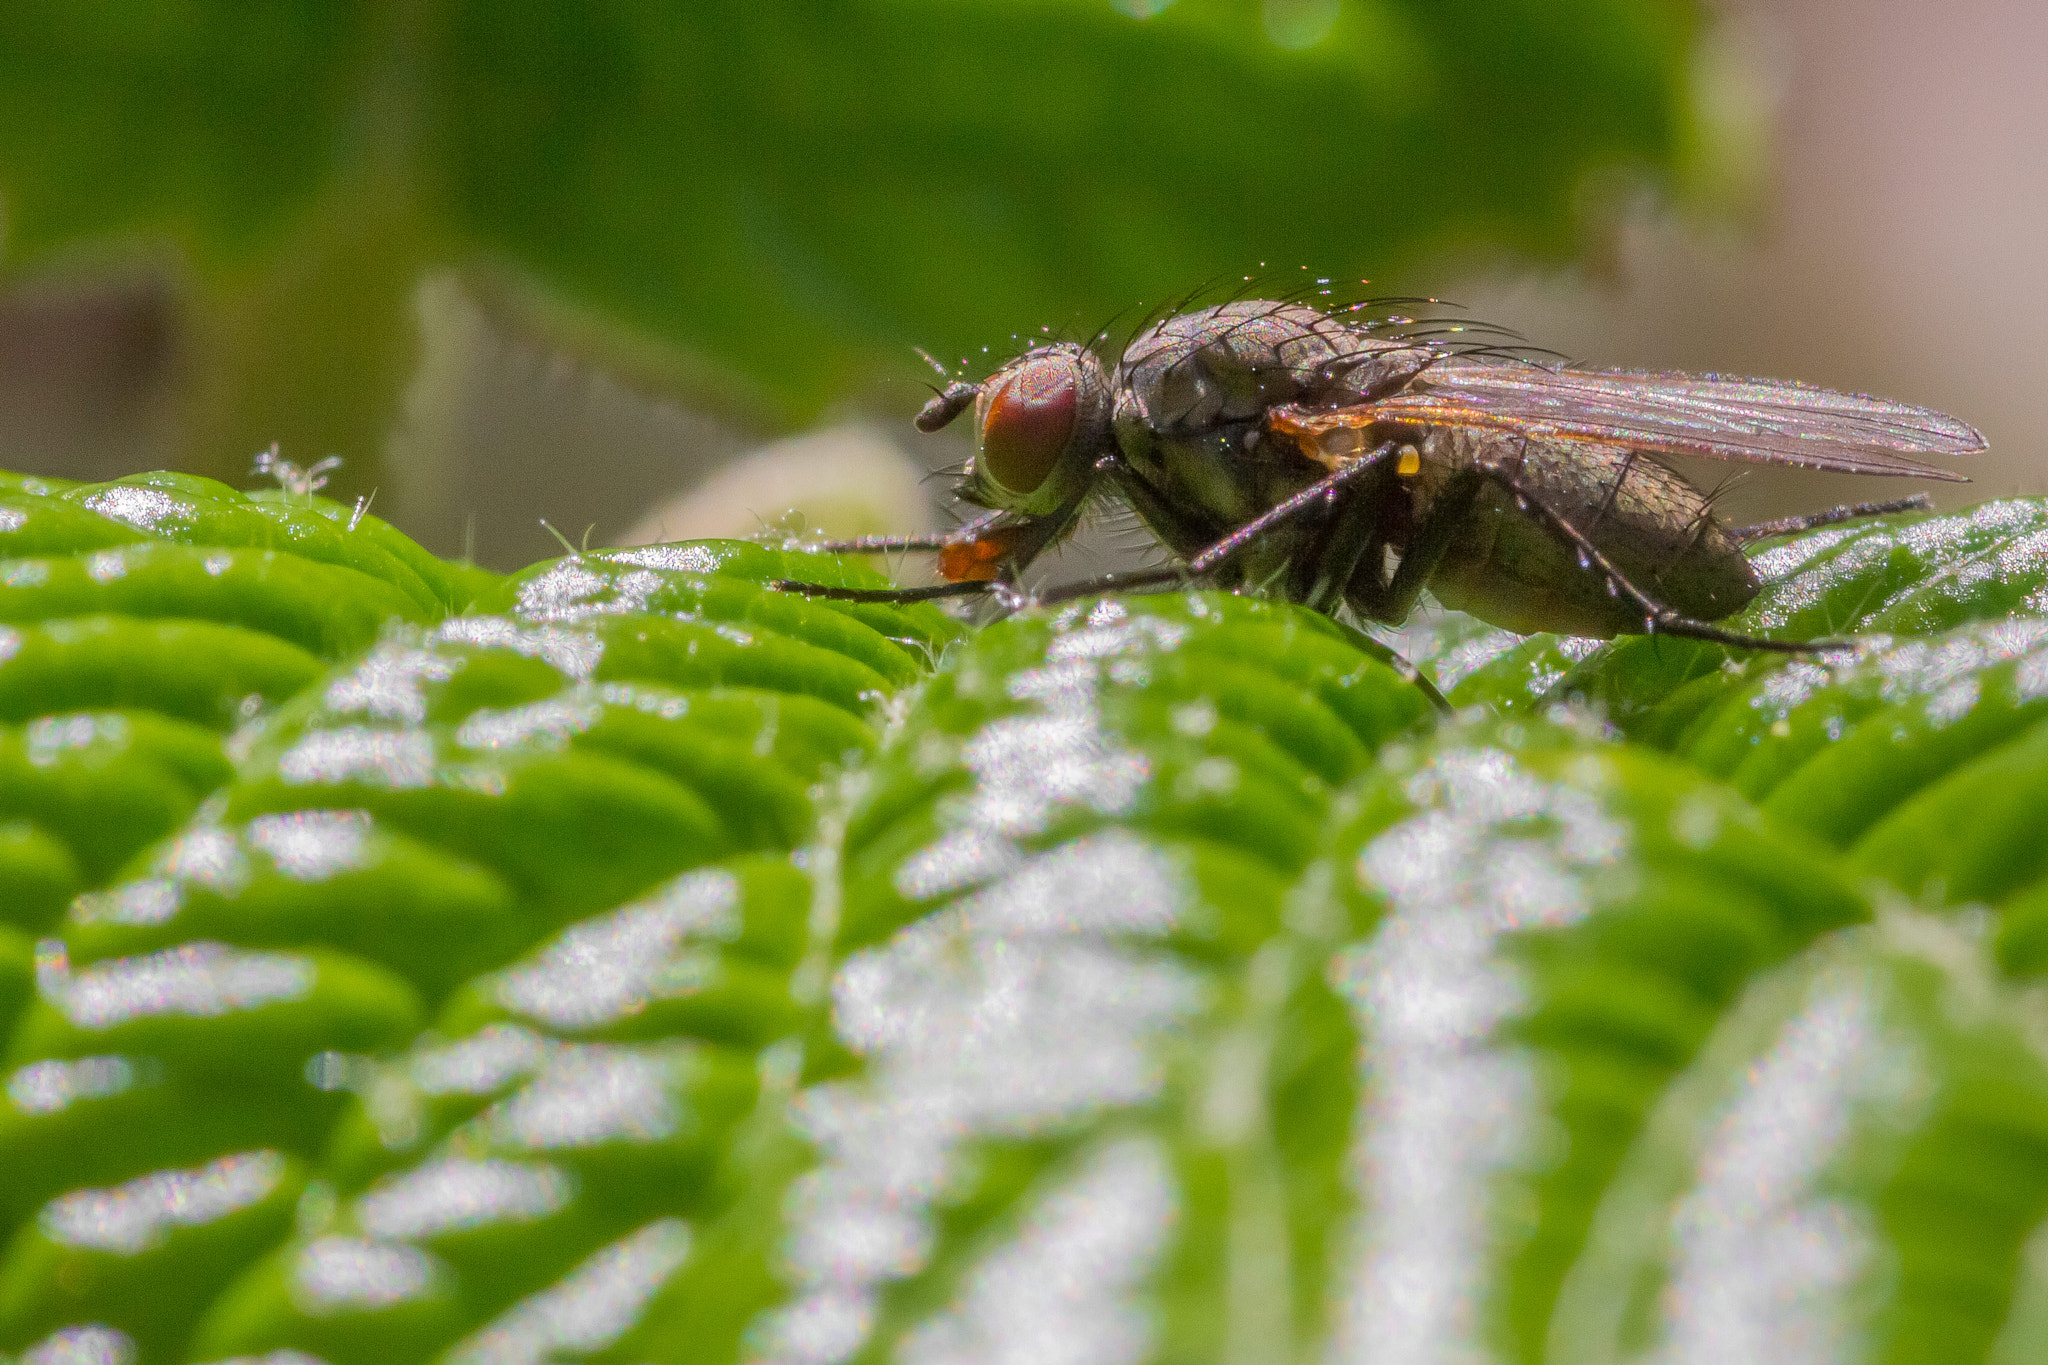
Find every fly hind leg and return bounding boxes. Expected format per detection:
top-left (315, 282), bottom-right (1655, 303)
top-left (1482, 465), bottom-right (1856, 656)
top-left (1728, 494), bottom-right (1932, 543)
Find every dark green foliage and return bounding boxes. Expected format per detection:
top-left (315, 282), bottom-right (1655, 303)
top-left (0, 0), bottom-right (1702, 478)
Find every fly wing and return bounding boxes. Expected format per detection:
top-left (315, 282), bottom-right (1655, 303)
top-left (1349, 362), bottom-right (1983, 481)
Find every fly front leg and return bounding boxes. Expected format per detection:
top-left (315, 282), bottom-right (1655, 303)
top-left (1185, 442), bottom-right (1400, 577)
top-left (772, 502), bottom-right (1088, 606)
top-left (1033, 566), bottom-right (1192, 606)
top-left (809, 511), bottom-right (1004, 556)
top-left (764, 578), bottom-right (996, 604)
top-left (1033, 446), bottom-right (1402, 608)
top-left (810, 533), bottom-right (956, 554)
top-left (1349, 465), bottom-right (1489, 625)
top-left (1291, 445), bottom-right (1407, 613)
top-left (774, 512), bottom-right (1011, 601)
top-left (1480, 464), bottom-right (1853, 655)
top-left (1039, 442), bottom-right (1452, 710)
top-left (1100, 455), bottom-right (1226, 567)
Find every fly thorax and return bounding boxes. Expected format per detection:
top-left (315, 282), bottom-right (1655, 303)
top-left (1112, 415), bottom-right (1271, 530)
top-left (1117, 301), bottom-right (1363, 438)
top-left (1321, 344), bottom-right (1442, 404)
top-left (1115, 301), bottom-right (1368, 523)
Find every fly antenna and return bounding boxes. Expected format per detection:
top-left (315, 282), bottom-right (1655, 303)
top-left (916, 381), bottom-right (980, 433)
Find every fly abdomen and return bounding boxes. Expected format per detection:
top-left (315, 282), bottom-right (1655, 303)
top-left (1424, 431), bottom-right (1761, 638)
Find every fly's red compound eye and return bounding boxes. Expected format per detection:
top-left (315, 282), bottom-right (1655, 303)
top-left (976, 353), bottom-right (1080, 497)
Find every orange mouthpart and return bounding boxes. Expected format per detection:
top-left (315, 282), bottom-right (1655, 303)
top-left (937, 528), bottom-right (1023, 583)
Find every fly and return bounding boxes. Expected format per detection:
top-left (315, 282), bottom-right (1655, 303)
top-left (771, 299), bottom-right (1984, 692)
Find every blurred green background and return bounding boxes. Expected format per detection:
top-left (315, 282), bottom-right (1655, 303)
top-left (2, 0), bottom-right (2037, 569)
top-left (0, 0), bottom-right (1717, 564)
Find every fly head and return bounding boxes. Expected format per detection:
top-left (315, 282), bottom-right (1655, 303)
top-left (918, 342), bottom-right (1113, 518)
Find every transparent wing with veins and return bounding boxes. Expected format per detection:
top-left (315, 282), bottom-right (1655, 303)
top-left (1282, 360), bottom-right (1984, 479)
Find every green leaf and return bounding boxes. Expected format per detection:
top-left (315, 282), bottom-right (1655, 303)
top-left (0, 712), bottom-right (231, 891)
top-left (58, 474), bottom-right (463, 617)
top-left (0, 1150), bottom-right (308, 1356)
top-left (1445, 502), bottom-right (2048, 737)
top-left (0, 543), bottom-right (429, 658)
top-left (1317, 714), bottom-right (1868, 1363)
top-left (66, 818), bottom-right (526, 1002)
top-left (0, 618), bottom-right (323, 729)
top-left (1548, 919), bottom-right (2048, 1365)
top-left (9, 945), bottom-right (426, 1084)
top-left (7, 478), bottom-right (2048, 1364)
